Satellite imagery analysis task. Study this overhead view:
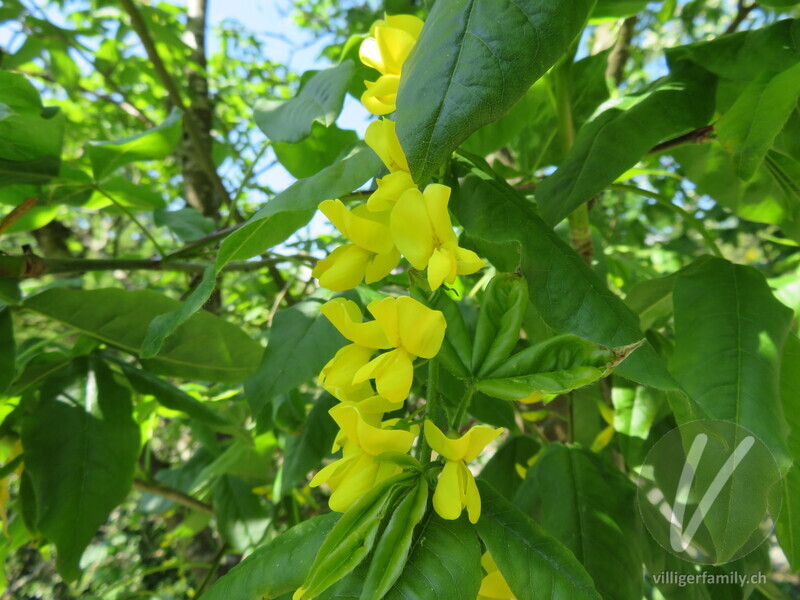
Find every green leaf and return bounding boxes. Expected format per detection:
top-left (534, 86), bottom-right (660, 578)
top-left (475, 480), bottom-right (601, 600)
top-left (477, 334), bottom-right (641, 401)
top-left (217, 143), bottom-right (381, 266)
top-left (537, 62), bottom-right (716, 226)
top-left (0, 72), bottom-right (64, 186)
top-left (471, 273), bottom-right (528, 377)
top-left (776, 334), bottom-right (800, 569)
top-left (384, 513), bottom-right (481, 600)
top-left (20, 360), bottom-right (140, 581)
top-left (140, 265), bottom-right (217, 358)
top-left (297, 473), bottom-right (415, 600)
top-left (478, 434), bottom-right (540, 500)
top-left (278, 394), bottom-right (338, 496)
top-left (452, 165), bottom-right (679, 392)
top-left (671, 257), bottom-right (793, 472)
top-left (591, 0), bottom-right (648, 19)
top-left (273, 123), bottom-right (359, 179)
top-left (717, 63), bottom-right (800, 181)
top-left (515, 444), bottom-right (643, 600)
top-left (87, 107), bottom-right (182, 180)
top-left (200, 512), bottom-right (340, 600)
top-left (154, 207), bottom-right (216, 241)
top-left (24, 287), bottom-right (261, 383)
top-left (213, 475), bottom-right (271, 552)
top-left (361, 478), bottom-right (428, 600)
top-left (116, 361), bottom-right (235, 430)
top-left (254, 61), bottom-right (354, 144)
top-left (624, 274), bottom-right (676, 331)
top-left (245, 293), bottom-right (346, 416)
top-left (91, 177), bottom-right (167, 210)
top-left (395, 0), bottom-right (595, 182)
top-left (0, 306), bottom-right (14, 393)
top-left (667, 19), bottom-right (800, 82)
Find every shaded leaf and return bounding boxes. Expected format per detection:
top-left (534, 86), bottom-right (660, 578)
top-left (213, 475), bottom-right (271, 552)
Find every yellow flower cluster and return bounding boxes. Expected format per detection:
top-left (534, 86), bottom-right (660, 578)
top-left (308, 14), bottom-right (499, 525)
top-left (311, 15), bottom-right (484, 292)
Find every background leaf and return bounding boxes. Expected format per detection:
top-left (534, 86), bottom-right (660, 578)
top-left (213, 474), bottom-right (271, 552)
top-left (24, 288), bottom-right (262, 383)
top-left (20, 360), bottom-right (140, 581)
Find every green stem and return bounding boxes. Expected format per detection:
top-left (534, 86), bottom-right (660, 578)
top-left (419, 357), bottom-right (439, 465)
top-left (95, 188), bottom-right (166, 257)
top-left (195, 543), bottom-right (227, 597)
top-left (450, 384), bottom-right (476, 432)
top-left (607, 183), bottom-right (723, 257)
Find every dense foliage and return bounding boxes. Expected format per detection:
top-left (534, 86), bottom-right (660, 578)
top-left (1, 0), bottom-right (800, 598)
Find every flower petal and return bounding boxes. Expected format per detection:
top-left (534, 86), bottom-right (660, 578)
top-left (361, 74), bottom-right (399, 116)
top-left (313, 244), bottom-right (370, 292)
top-left (464, 464), bottom-right (481, 523)
top-left (355, 348), bottom-right (414, 403)
top-left (373, 26), bottom-right (416, 75)
top-left (423, 184), bottom-right (457, 246)
top-left (423, 420), bottom-right (470, 462)
top-left (368, 171), bottom-right (417, 212)
top-left (359, 37), bottom-right (386, 73)
top-left (319, 344), bottom-right (375, 402)
top-left (478, 571), bottom-right (515, 599)
top-left (433, 460), bottom-right (465, 520)
top-left (320, 298), bottom-right (392, 349)
top-left (396, 296), bottom-right (446, 358)
top-left (365, 119), bottom-right (409, 173)
top-left (390, 188), bottom-right (434, 269)
top-left (382, 14), bottom-right (424, 39)
top-left (367, 296), bottom-right (399, 346)
top-left (427, 246), bottom-right (457, 290)
top-left (462, 425), bottom-right (504, 462)
top-left (365, 247), bottom-right (400, 284)
top-left (455, 246), bottom-right (486, 276)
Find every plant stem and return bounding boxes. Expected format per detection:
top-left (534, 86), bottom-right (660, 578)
top-left (195, 543), bottom-right (227, 597)
top-left (450, 384), bottom-right (475, 432)
top-left (95, 188), bottom-right (167, 257)
top-left (132, 478), bottom-right (213, 515)
top-left (419, 358), bottom-right (440, 465)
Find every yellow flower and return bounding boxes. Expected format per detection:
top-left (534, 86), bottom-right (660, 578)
top-left (390, 184), bottom-right (485, 290)
top-left (310, 404), bottom-right (418, 512)
top-left (367, 171), bottom-right (416, 212)
top-left (423, 421), bottom-right (502, 523)
top-left (312, 199), bottom-right (401, 291)
top-left (364, 118), bottom-right (410, 174)
top-left (359, 15), bottom-right (424, 114)
top-left (320, 297), bottom-right (446, 403)
top-left (478, 552), bottom-right (516, 600)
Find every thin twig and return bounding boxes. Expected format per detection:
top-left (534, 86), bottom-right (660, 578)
top-left (0, 198), bottom-right (37, 236)
top-left (95, 188), bottom-right (167, 257)
top-left (725, 0), bottom-right (756, 34)
top-left (649, 125), bottom-right (714, 154)
top-left (132, 478), bottom-right (213, 515)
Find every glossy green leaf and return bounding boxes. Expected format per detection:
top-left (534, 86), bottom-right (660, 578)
top-left (395, 0), bottom-right (594, 182)
top-left (476, 480), bottom-right (601, 600)
top-left (20, 360), bottom-right (140, 581)
top-left (477, 334), bottom-right (641, 401)
top-left (254, 61), bottom-right (353, 144)
top-left (0, 72), bottom-right (64, 186)
top-left (297, 473), bottom-right (415, 600)
top-left (91, 177), bottom-right (167, 210)
top-left (217, 143), bottom-right (381, 266)
top-left (279, 394), bottom-right (338, 496)
top-left (24, 287), bottom-right (261, 383)
top-left (667, 19), bottom-right (800, 82)
top-left (200, 512), bottom-right (340, 600)
top-left (624, 274), bottom-right (676, 331)
top-left (472, 273), bottom-right (528, 377)
top-left (671, 257), bottom-right (793, 472)
top-left (775, 334), bottom-right (800, 568)
top-left (384, 513), bottom-right (481, 600)
top-left (116, 361), bottom-right (235, 430)
top-left (537, 62), bottom-right (716, 226)
top-left (361, 478), bottom-right (428, 600)
top-left (515, 444), bottom-right (643, 600)
top-left (478, 434), bottom-right (540, 500)
top-left (591, 0), bottom-right (648, 19)
top-left (87, 107), bottom-right (182, 180)
top-left (452, 165), bottom-right (679, 392)
top-left (0, 306), bottom-right (14, 393)
top-left (213, 475), bottom-right (271, 552)
top-left (273, 123), bottom-right (359, 179)
top-left (717, 63), bottom-right (800, 181)
top-left (245, 293), bottom-right (346, 416)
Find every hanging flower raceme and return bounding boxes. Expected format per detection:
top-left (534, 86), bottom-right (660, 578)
top-left (364, 118), bottom-right (417, 211)
top-left (478, 552), bottom-right (516, 600)
top-left (310, 404), bottom-right (418, 512)
top-left (359, 14), bottom-right (424, 115)
top-left (311, 199), bottom-right (401, 292)
top-left (319, 296), bottom-right (446, 403)
top-left (390, 183), bottom-right (485, 289)
top-left (423, 420), bottom-right (502, 523)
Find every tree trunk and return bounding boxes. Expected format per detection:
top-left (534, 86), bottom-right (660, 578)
top-left (181, 0), bottom-right (220, 220)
